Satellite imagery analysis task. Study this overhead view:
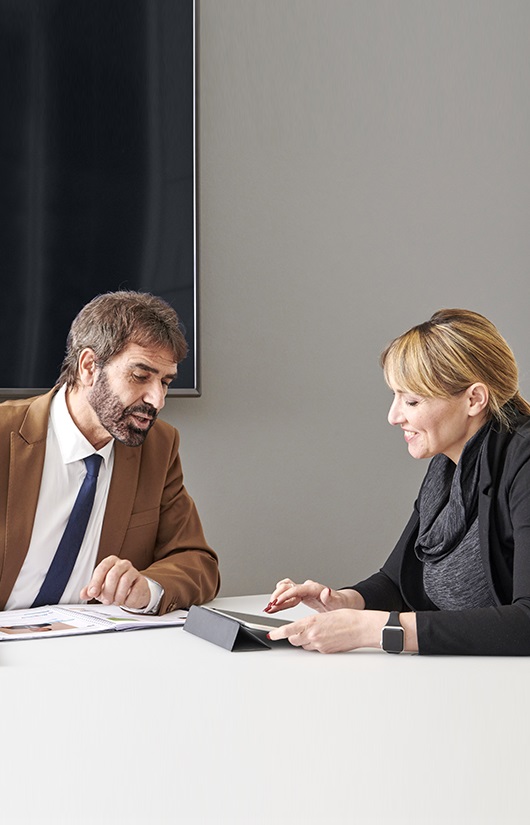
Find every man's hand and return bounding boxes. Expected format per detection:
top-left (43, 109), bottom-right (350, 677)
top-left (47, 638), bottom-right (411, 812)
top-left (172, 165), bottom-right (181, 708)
top-left (79, 556), bottom-right (151, 609)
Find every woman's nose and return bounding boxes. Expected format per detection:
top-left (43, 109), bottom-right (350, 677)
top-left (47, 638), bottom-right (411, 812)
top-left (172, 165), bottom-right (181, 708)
top-left (387, 397), bottom-right (403, 426)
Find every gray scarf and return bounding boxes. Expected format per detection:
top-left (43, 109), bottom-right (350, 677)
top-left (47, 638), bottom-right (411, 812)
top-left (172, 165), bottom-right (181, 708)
top-left (415, 424), bottom-right (497, 610)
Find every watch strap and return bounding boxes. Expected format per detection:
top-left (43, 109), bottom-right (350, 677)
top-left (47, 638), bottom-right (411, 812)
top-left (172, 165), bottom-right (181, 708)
top-left (387, 611), bottom-right (401, 627)
top-left (381, 611), bottom-right (405, 653)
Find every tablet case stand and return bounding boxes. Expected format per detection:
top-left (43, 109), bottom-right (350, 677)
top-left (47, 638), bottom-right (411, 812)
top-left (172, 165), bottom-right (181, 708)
top-left (183, 605), bottom-right (272, 651)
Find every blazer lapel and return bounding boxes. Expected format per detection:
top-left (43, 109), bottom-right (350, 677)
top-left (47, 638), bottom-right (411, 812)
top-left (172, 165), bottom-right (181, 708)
top-left (0, 392), bottom-right (53, 607)
top-left (96, 441), bottom-right (142, 565)
top-left (477, 426), bottom-right (506, 606)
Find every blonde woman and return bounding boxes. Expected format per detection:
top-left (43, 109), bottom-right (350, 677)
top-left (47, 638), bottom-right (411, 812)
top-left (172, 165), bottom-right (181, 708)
top-left (266, 309), bottom-right (530, 655)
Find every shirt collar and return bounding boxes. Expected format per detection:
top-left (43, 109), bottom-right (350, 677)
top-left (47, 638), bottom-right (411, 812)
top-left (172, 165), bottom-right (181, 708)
top-left (50, 384), bottom-right (114, 466)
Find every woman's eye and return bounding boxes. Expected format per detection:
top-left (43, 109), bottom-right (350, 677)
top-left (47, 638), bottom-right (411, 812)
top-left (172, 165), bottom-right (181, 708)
top-left (406, 400), bottom-right (419, 407)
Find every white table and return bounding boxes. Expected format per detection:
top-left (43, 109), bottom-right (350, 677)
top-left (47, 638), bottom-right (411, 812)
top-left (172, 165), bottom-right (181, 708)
top-left (1, 594), bottom-right (528, 825)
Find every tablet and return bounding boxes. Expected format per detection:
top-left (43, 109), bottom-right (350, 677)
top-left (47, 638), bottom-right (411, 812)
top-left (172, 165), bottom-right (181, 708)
top-left (207, 607), bottom-right (292, 631)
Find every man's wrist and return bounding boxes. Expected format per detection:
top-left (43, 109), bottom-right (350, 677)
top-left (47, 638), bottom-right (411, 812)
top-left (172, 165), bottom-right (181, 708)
top-left (126, 578), bottom-right (164, 614)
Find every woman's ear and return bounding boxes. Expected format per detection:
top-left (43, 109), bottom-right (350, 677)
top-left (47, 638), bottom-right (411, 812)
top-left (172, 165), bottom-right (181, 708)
top-left (77, 348), bottom-right (98, 387)
top-left (467, 383), bottom-right (489, 417)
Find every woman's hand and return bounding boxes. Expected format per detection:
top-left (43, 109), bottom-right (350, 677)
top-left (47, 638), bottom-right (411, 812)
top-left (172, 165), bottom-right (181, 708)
top-left (264, 578), bottom-right (365, 614)
top-left (267, 608), bottom-right (419, 654)
top-left (267, 608), bottom-right (385, 653)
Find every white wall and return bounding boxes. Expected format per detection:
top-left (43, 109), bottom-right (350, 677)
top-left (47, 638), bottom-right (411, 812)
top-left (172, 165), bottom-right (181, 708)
top-left (161, 0), bottom-right (530, 596)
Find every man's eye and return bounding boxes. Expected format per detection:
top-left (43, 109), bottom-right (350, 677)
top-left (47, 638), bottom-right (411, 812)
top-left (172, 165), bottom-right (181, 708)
top-left (133, 373), bottom-right (149, 382)
top-left (406, 400), bottom-right (419, 407)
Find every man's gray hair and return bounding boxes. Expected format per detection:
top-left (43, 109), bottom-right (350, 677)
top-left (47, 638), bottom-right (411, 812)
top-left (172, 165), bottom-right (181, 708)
top-left (58, 291), bottom-right (188, 388)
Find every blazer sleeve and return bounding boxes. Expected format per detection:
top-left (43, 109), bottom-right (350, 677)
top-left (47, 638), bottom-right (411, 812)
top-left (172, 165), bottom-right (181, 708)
top-left (135, 430), bottom-right (220, 614)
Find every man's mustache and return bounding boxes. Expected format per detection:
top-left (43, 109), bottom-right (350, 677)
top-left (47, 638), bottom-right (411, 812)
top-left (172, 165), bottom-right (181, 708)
top-left (123, 403), bottom-right (158, 420)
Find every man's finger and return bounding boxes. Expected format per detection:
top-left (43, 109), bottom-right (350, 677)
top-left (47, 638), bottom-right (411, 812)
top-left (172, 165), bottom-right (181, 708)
top-left (82, 555), bottom-right (121, 599)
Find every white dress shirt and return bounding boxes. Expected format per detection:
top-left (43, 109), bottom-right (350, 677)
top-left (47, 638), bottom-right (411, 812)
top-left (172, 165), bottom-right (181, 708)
top-left (6, 385), bottom-right (162, 612)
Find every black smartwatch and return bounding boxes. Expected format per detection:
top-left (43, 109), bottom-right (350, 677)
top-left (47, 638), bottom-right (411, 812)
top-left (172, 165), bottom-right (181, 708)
top-left (381, 611), bottom-right (405, 654)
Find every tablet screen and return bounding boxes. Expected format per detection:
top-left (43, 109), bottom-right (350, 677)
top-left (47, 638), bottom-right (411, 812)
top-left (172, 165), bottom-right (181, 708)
top-left (208, 608), bottom-right (292, 631)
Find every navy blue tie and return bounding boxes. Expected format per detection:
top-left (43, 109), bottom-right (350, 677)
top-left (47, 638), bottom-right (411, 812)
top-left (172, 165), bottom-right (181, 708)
top-left (32, 454), bottom-right (103, 607)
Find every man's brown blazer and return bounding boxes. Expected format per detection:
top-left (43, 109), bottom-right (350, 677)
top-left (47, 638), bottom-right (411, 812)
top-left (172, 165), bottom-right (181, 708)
top-left (0, 390), bottom-right (220, 613)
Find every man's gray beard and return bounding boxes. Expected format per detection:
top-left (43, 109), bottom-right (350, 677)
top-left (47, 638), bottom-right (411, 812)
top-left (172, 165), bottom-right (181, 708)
top-left (88, 369), bottom-right (157, 447)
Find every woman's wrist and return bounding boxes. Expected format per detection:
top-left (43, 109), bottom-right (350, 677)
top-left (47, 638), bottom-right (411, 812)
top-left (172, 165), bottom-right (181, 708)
top-left (364, 611), bottom-right (418, 652)
top-left (359, 610), bottom-right (418, 653)
top-left (399, 612), bottom-right (418, 652)
top-left (339, 588), bottom-right (366, 610)
top-left (359, 610), bottom-right (390, 648)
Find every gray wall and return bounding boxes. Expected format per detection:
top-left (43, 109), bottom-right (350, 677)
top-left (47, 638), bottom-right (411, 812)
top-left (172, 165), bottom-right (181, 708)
top-left (161, 0), bottom-right (530, 596)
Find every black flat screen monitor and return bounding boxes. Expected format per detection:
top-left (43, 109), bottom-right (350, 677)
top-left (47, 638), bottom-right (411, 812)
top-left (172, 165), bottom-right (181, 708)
top-left (0, 0), bottom-right (198, 397)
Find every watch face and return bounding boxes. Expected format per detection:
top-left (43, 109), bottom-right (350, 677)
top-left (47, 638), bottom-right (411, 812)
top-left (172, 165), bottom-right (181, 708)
top-left (382, 626), bottom-right (404, 653)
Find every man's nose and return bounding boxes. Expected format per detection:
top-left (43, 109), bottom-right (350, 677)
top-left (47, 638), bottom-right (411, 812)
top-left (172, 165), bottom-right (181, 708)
top-left (142, 384), bottom-right (165, 411)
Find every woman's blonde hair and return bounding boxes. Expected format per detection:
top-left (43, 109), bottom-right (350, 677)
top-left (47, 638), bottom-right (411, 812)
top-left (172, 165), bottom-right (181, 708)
top-left (381, 308), bottom-right (530, 430)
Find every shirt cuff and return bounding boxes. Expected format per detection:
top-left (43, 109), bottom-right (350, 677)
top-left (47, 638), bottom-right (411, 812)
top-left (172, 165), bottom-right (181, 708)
top-left (125, 577), bottom-right (164, 614)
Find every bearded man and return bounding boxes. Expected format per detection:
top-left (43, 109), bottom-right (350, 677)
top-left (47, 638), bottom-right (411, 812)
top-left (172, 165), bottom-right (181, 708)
top-left (0, 291), bottom-right (220, 613)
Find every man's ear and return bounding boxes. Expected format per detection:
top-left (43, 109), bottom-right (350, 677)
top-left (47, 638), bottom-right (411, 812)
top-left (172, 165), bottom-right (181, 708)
top-left (78, 348), bottom-right (98, 387)
top-left (467, 383), bottom-right (489, 417)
